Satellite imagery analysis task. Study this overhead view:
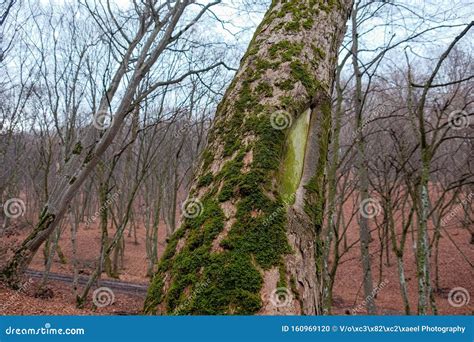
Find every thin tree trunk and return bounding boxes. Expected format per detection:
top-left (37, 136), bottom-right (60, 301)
top-left (388, 201), bottom-right (412, 315)
top-left (97, 164), bottom-right (113, 277)
top-left (350, 5), bottom-right (376, 315)
top-left (69, 205), bottom-right (79, 298)
top-left (397, 256), bottom-right (410, 315)
top-left (146, 180), bottom-right (163, 277)
top-left (321, 61), bottom-right (345, 315)
top-left (39, 225), bottom-right (62, 290)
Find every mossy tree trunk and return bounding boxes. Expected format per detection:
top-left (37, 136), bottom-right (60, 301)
top-left (144, 0), bottom-right (353, 315)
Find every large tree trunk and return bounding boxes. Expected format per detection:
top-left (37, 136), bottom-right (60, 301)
top-left (144, 0), bottom-right (352, 315)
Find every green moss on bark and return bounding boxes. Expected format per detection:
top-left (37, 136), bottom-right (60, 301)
top-left (256, 82), bottom-right (274, 98)
top-left (144, 0), bottom-right (339, 315)
top-left (145, 111), bottom-right (293, 314)
top-left (197, 172), bottom-right (213, 188)
top-left (290, 61), bottom-right (320, 94)
top-left (269, 40), bottom-right (304, 62)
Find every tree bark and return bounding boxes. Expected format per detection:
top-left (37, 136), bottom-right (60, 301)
top-left (144, 0), bottom-right (353, 315)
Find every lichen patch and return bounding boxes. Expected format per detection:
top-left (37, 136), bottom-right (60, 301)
top-left (241, 150), bottom-right (254, 173)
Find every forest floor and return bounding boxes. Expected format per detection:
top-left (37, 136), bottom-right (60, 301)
top-left (0, 210), bottom-right (472, 315)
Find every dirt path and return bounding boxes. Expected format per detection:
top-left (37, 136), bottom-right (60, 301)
top-left (25, 269), bottom-right (148, 297)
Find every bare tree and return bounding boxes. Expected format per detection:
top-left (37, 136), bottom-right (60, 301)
top-left (1, 0), bottom-right (226, 286)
